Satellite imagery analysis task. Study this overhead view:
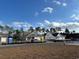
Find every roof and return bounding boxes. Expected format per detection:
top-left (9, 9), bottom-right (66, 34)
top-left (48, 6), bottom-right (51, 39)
top-left (26, 31), bottom-right (44, 37)
top-left (45, 32), bottom-right (56, 39)
top-left (57, 33), bottom-right (65, 37)
top-left (0, 33), bottom-right (8, 37)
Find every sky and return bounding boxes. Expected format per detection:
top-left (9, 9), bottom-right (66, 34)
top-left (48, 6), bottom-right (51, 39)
top-left (0, 0), bottom-right (79, 32)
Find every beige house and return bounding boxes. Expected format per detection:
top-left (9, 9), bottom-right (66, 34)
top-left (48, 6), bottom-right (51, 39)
top-left (26, 31), bottom-right (45, 42)
top-left (0, 33), bottom-right (8, 44)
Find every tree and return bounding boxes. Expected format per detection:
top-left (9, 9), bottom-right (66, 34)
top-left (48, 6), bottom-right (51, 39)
top-left (35, 27), bottom-right (41, 32)
top-left (46, 29), bottom-right (49, 32)
top-left (0, 25), bottom-right (3, 30)
top-left (72, 30), bottom-right (75, 33)
top-left (28, 26), bottom-right (34, 32)
top-left (41, 28), bottom-right (45, 32)
top-left (4, 25), bottom-right (10, 30)
top-left (13, 30), bottom-right (21, 41)
top-left (9, 31), bottom-right (12, 36)
top-left (20, 27), bottom-right (24, 32)
top-left (50, 28), bottom-right (55, 33)
top-left (52, 28), bottom-right (56, 33)
top-left (65, 28), bottom-right (70, 33)
top-left (4, 25), bottom-right (14, 32)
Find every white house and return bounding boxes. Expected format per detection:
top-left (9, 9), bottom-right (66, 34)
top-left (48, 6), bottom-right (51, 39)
top-left (56, 33), bottom-right (65, 40)
top-left (45, 32), bottom-right (56, 41)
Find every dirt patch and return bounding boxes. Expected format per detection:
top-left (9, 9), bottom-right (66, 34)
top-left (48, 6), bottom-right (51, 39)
top-left (0, 43), bottom-right (78, 59)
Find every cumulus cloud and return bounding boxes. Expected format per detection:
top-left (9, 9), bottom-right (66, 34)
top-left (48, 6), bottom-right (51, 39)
top-left (42, 7), bottom-right (54, 13)
top-left (37, 20), bottom-right (79, 32)
top-left (12, 22), bottom-right (32, 30)
top-left (70, 14), bottom-right (79, 21)
top-left (44, 20), bottom-right (50, 24)
top-left (37, 23), bottom-right (44, 27)
top-left (0, 21), bottom-right (6, 27)
top-left (62, 3), bottom-right (67, 6)
top-left (53, 0), bottom-right (67, 6)
top-left (53, 1), bottom-right (61, 5)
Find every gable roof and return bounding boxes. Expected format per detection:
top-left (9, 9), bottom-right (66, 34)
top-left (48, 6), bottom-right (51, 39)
top-left (26, 31), bottom-right (44, 37)
top-left (45, 32), bottom-right (56, 39)
top-left (57, 33), bottom-right (64, 37)
top-left (0, 32), bottom-right (8, 37)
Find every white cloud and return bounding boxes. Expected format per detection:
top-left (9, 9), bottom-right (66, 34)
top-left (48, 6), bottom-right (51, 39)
top-left (44, 20), bottom-right (50, 24)
top-left (0, 21), bottom-right (5, 27)
top-left (70, 14), bottom-right (79, 21)
top-left (62, 3), bottom-right (67, 6)
top-left (51, 22), bottom-right (66, 27)
top-left (42, 7), bottom-right (54, 13)
top-left (53, 1), bottom-right (67, 7)
top-left (12, 22), bottom-right (32, 30)
top-left (53, 1), bottom-right (61, 5)
top-left (11, 21), bottom-right (79, 32)
top-left (38, 20), bottom-right (79, 32)
top-left (37, 23), bottom-right (44, 27)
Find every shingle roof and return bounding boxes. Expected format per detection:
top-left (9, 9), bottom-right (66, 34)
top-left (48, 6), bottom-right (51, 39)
top-left (0, 32), bottom-right (8, 37)
top-left (27, 31), bottom-right (44, 37)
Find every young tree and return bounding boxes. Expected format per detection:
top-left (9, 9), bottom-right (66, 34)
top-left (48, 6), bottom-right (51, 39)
top-left (0, 25), bottom-right (3, 31)
top-left (72, 30), bottom-right (75, 33)
top-left (13, 30), bottom-right (21, 41)
top-left (52, 28), bottom-right (56, 33)
top-left (65, 28), bottom-right (70, 33)
top-left (41, 28), bottom-right (45, 32)
top-left (35, 27), bottom-right (41, 32)
top-left (46, 29), bottom-right (49, 32)
top-left (50, 28), bottom-right (53, 33)
top-left (28, 26), bottom-right (34, 32)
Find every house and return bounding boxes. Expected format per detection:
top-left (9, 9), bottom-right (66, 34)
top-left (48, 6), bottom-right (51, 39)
top-left (0, 33), bottom-right (8, 44)
top-left (23, 31), bottom-right (32, 42)
top-left (25, 31), bottom-right (45, 42)
top-left (45, 32), bottom-right (56, 41)
top-left (56, 33), bottom-right (65, 40)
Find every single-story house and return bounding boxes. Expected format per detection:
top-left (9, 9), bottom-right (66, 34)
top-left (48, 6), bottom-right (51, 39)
top-left (45, 32), bottom-right (56, 41)
top-left (0, 33), bottom-right (8, 44)
top-left (25, 31), bottom-right (45, 42)
top-left (56, 33), bottom-right (65, 40)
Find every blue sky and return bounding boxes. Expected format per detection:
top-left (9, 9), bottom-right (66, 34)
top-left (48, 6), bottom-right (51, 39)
top-left (0, 0), bottom-right (79, 31)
